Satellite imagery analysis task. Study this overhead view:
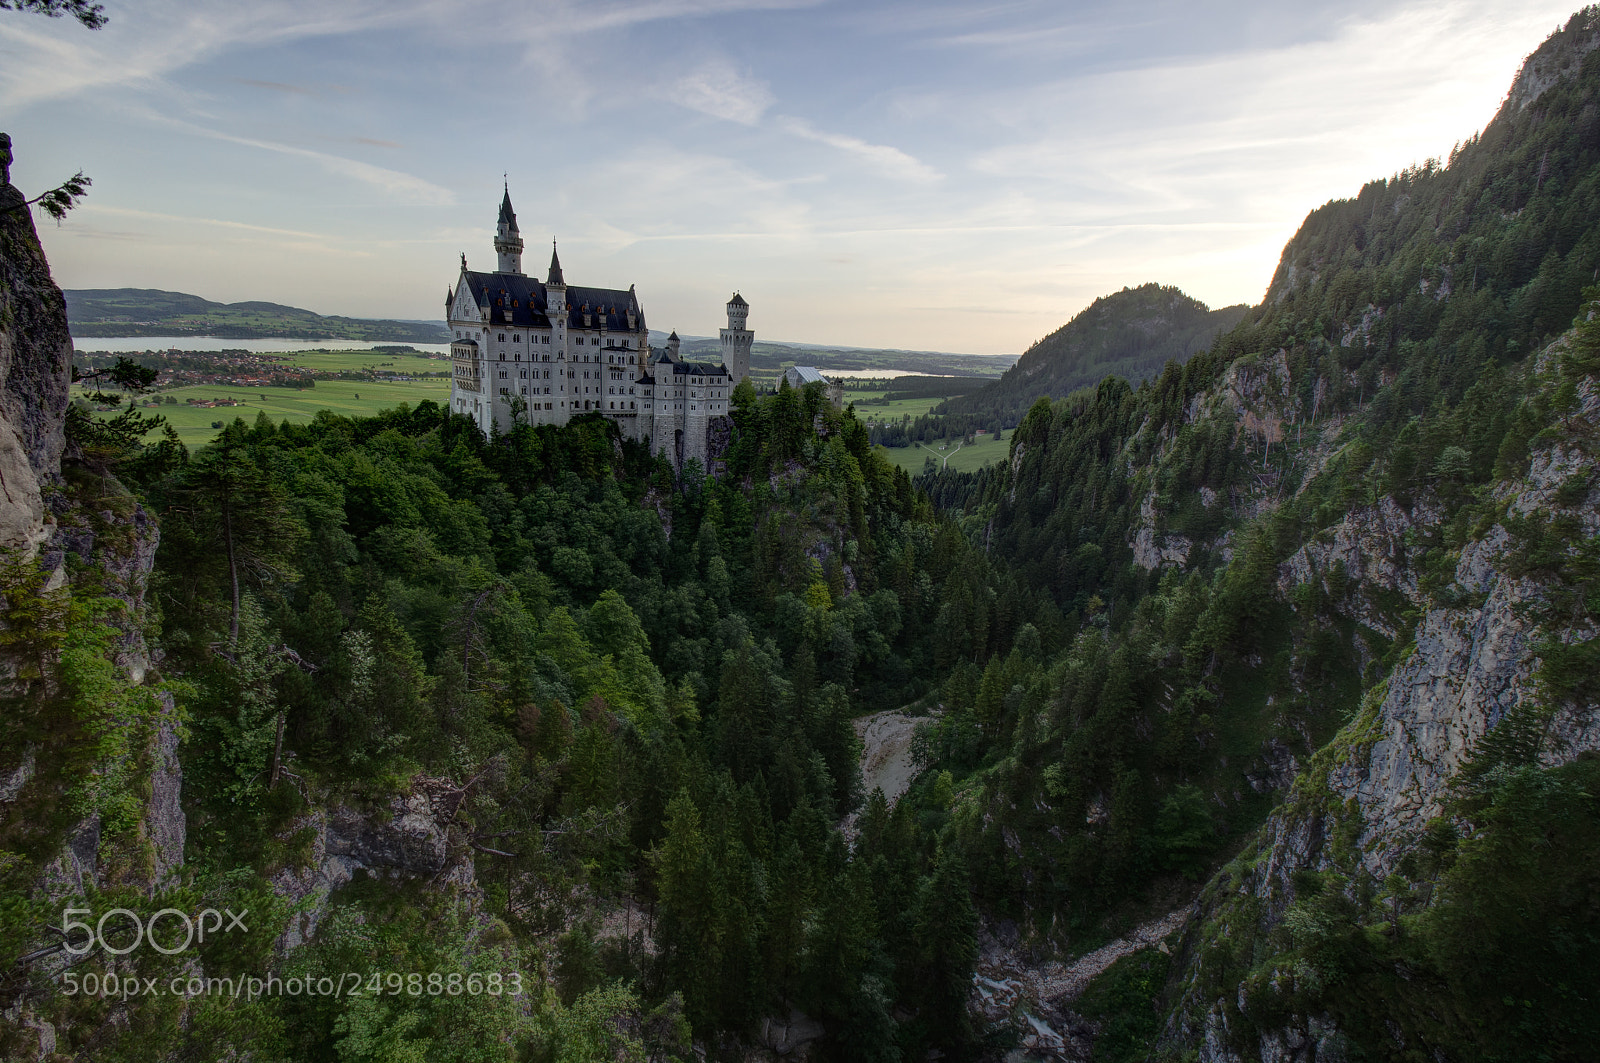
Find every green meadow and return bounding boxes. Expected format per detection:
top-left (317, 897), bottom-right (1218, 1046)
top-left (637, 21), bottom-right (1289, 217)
top-left (875, 432), bottom-right (1008, 476)
top-left (96, 360), bottom-right (1002, 459)
top-left (844, 385), bottom-right (1007, 476)
top-left (95, 377), bottom-right (449, 448)
top-left (846, 393), bottom-right (951, 422)
top-left (84, 350), bottom-right (450, 447)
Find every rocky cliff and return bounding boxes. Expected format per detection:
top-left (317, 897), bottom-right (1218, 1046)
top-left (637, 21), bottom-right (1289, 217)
top-left (0, 137), bottom-right (185, 1060)
top-left (1156, 323), bottom-right (1600, 1062)
top-left (0, 135), bottom-right (71, 553)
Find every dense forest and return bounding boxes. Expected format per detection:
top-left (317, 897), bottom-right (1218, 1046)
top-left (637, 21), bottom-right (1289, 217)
top-left (5, 7), bottom-right (1600, 1063)
top-left (2, 373), bottom-right (1062, 1061)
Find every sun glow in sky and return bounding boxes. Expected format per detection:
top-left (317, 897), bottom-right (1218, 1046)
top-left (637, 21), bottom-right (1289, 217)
top-left (0, 0), bottom-right (1579, 353)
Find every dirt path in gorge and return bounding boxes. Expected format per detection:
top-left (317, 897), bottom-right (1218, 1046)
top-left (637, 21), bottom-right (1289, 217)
top-left (855, 710), bottom-right (922, 805)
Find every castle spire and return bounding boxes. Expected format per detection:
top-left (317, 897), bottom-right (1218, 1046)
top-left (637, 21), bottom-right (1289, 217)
top-left (498, 181), bottom-right (517, 232)
top-left (494, 184), bottom-right (523, 274)
top-left (547, 240), bottom-right (565, 287)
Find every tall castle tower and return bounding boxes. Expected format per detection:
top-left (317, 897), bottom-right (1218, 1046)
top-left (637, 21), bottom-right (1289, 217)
top-left (720, 292), bottom-right (752, 385)
top-left (495, 184), bottom-right (523, 274)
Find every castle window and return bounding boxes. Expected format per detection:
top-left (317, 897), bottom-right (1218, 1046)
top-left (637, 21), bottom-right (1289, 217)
top-left (514, 334), bottom-right (520, 342)
top-left (498, 334), bottom-right (505, 342)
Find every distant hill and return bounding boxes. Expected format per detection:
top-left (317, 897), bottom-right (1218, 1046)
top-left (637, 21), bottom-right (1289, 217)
top-left (65, 288), bottom-right (449, 343)
top-left (931, 283), bottom-right (1249, 429)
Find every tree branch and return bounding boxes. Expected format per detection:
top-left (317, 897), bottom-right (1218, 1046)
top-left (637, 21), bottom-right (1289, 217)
top-left (2, 172), bottom-right (91, 220)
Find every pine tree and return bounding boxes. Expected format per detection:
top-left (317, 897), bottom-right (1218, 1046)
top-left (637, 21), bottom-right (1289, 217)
top-left (913, 846), bottom-right (978, 1057)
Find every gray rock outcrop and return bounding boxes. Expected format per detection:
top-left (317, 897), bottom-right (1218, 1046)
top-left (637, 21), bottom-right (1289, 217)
top-left (0, 134), bottom-right (72, 553)
top-left (273, 783), bottom-right (479, 950)
top-left (1167, 375), bottom-right (1600, 1062)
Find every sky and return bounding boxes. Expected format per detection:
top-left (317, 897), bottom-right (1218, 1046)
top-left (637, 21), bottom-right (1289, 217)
top-left (0, 0), bottom-right (1580, 354)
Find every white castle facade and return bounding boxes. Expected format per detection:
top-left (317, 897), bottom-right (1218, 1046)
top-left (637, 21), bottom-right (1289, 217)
top-left (446, 188), bottom-right (752, 467)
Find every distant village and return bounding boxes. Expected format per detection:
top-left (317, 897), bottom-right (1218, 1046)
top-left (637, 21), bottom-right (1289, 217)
top-left (71, 346), bottom-right (449, 408)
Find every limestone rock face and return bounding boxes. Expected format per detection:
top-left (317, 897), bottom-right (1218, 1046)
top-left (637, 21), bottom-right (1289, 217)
top-left (0, 147), bottom-right (73, 552)
top-left (1505, 9), bottom-right (1600, 113)
top-left (0, 419), bottom-right (46, 552)
top-left (1277, 496), bottom-right (1442, 639)
top-left (273, 783), bottom-right (479, 950)
top-left (145, 706), bottom-right (186, 884)
top-left (1169, 385), bottom-right (1600, 1063)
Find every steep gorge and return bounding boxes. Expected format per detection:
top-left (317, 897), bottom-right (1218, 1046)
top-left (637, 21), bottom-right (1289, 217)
top-left (924, 12), bottom-right (1600, 1060)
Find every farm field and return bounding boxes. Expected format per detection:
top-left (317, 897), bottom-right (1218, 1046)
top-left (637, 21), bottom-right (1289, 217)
top-left (97, 376), bottom-right (450, 448)
top-left (81, 349), bottom-right (452, 447)
top-left (846, 392), bottom-right (952, 423)
top-left (273, 349), bottom-right (449, 374)
top-left (876, 432), bottom-right (1008, 476)
top-left (95, 359), bottom-right (987, 453)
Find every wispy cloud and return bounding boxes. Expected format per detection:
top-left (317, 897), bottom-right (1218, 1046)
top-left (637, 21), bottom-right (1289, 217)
top-left (207, 130), bottom-right (454, 206)
top-left (0, 1), bottom-right (417, 108)
top-left (134, 111), bottom-right (455, 206)
top-left (669, 58), bottom-right (773, 124)
top-left (83, 206), bottom-right (332, 241)
top-left (236, 79), bottom-right (317, 95)
top-left (546, 0), bottom-right (823, 35)
top-left (777, 117), bottom-right (942, 184)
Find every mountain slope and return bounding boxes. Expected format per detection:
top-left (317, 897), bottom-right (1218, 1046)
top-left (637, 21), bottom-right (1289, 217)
top-left (912, 9), bottom-right (1600, 1059)
top-left (930, 283), bottom-right (1247, 432)
top-left (64, 287), bottom-right (448, 343)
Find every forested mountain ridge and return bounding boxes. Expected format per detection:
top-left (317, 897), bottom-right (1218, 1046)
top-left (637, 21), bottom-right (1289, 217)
top-left (910, 9), bottom-right (1600, 1059)
top-left (65, 288), bottom-right (449, 343)
top-left (924, 283), bottom-right (1248, 437)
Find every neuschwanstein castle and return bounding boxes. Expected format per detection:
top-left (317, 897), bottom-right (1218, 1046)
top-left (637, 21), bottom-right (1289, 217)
top-left (447, 188), bottom-right (752, 467)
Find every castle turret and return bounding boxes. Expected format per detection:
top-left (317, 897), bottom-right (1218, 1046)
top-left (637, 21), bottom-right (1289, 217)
top-left (495, 185), bottom-right (524, 274)
top-left (546, 241), bottom-right (565, 289)
top-left (720, 291), bottom-right (752, 385)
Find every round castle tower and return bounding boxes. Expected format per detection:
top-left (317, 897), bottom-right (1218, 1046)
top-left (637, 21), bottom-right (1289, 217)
top-left (719, 292), bottom-right (752, 385)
